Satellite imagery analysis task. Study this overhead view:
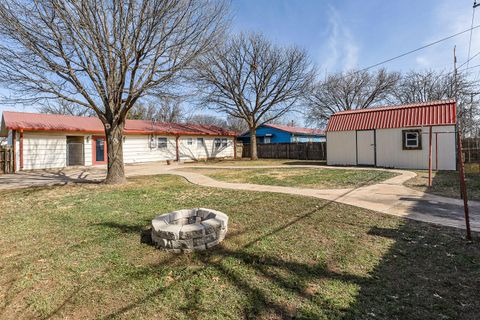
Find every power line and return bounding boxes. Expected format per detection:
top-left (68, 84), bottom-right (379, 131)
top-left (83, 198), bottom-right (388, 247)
top-left (358, 24), bottom-right (480, 73)
top-left (466, 3), bottom-right (477, 70)
top-left (459, 50), bottom-right (480, 70)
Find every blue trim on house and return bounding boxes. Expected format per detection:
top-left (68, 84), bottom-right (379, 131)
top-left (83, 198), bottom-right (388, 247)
top-left (238, 125), bottom-right (326, 144)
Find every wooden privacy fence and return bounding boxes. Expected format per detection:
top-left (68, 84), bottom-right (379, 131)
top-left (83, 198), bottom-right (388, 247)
top-left (462, 138), bottom-right (480, 163)
top-left (242, 142), bottom-right (326, 160)
top-left (0, 146), bottom-right (14, 174)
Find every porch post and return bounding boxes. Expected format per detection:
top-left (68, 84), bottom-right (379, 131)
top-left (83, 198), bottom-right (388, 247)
top-left (19, 129), bottom-right (24, 170)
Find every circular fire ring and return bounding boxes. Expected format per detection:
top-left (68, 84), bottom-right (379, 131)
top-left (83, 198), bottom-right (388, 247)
top-left (151, 208), bottom-right (228, 253)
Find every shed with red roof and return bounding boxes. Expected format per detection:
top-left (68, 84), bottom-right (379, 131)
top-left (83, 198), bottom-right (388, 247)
top-left (325, 100), bottom-right (457, 170)
top-left (0, 111), bottom-right (236, 171)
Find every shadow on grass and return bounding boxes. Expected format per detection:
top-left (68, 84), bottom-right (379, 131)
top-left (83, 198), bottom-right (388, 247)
top-left (100, 216), bottom-right (479, 319)
top-left (343, 224), bottom-right (479, 320)
top-left (25, 174), bottom-right (479, 319)
top-left (282, 161), bottom-right (327, 166)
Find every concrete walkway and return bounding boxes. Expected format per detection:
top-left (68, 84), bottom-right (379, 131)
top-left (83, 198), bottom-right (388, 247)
top-left (0, 162), bottom-right (478, 232)
top-left (168, 166), bottom-right (480, 232)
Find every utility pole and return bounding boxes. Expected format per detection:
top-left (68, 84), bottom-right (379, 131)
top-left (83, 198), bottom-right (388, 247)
top-left (454, 44), bottom-right (472, 241)
top-left (454, 45), bottom-right (457, 98)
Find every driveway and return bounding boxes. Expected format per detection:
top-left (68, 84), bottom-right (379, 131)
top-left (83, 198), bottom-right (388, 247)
top-left (0, 162), bottom-right (478, 233)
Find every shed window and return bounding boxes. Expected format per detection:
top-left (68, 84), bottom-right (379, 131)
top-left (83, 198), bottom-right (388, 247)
top-left (214, 138), bottom-right (221, 148)
top-left (402, 129), bottom-right (422, 150)
top-left (186, 138), bottom-right (193, 145)
top-left (197, 138), bottom-right (205, 147)
top-left (221, 138), bottom-right (228, 147)
top-left (157, 137), bottom-right (168, 149)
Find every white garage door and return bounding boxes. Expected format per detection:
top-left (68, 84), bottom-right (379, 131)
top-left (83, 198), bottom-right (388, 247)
top-left (357, 130), bottom-right (375, 166)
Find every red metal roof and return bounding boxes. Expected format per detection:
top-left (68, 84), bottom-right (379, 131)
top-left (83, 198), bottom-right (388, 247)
top-left (0, 111), bottom-right (236, 136)
top-left (326, 100), bottom-right (457, 132)
top-left (264, 123), bottom-right (325, 136)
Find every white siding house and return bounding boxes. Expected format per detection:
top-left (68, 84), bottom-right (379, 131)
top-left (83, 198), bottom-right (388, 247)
top-left (0, 112), bottom-right (236, 171)
top-left (326, 100), bottom-right (457, 170)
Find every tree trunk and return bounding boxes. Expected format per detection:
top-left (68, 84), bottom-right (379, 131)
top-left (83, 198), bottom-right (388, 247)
top-left (104, 123), bottom-right (127, 184)
top-left (250, 127), bottom-right (258, 160)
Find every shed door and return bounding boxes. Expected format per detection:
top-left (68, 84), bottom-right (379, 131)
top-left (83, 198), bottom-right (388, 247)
top-left (357, 130), bottom-right (375, 166)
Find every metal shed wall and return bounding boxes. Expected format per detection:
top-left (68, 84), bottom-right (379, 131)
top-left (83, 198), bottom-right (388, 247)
top-left (326, 131), bottom-right (357, 166)
top-left (376, 126), bottom-right (456, 170)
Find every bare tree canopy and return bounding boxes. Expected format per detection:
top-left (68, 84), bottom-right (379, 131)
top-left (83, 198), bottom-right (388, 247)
top-left (39, 100), bottom-right (95, 117)
top-left (194, 32), bottom-right (315, 159)
top-left (187, 114), bottom-right (247, 133)
top-left (392, 70), bottom-right (458, 103)
top-left (306, 68), bottom-right (400, 127)
top-left (128, 97), bottom-right (184, 122)
top-left (188, 114), bottom-right (227, 127)
top-left (0, 0), bottom-right (227, 183)
top-left (391, 69), bottom-right (480, 136)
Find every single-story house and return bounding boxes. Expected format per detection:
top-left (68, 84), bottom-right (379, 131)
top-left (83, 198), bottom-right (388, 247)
top-left (0, 111), bottom-right (237, 171)
top-left (238, 123), bottom-right (325, 144)
top-left (326, 100), bottom-right (457, 170)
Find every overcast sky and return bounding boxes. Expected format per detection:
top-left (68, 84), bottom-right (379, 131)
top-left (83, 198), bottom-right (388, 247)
top-left (1, 0), bottom-right (479, 117)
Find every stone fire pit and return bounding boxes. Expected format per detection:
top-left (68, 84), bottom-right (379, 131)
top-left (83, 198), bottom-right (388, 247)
top-left (151, 208), bottom-right (228, 253)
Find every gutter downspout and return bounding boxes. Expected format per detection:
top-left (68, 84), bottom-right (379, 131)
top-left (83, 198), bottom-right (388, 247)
top-left (175, 135), bottom-right (180, 162)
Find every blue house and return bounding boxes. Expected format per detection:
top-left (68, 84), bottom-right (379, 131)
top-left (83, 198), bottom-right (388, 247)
top-left (238, 123), bottom-right (325, 144)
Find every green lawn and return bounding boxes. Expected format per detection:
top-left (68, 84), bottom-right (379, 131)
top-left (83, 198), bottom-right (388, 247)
top-left (405, 165), bottom-right (480, 201)
top-left (0, 175), bottom-right (478, 319)
top-left (189, 158), bottom-right (327, 166)
top-left (183, 167), bottom-right (398, 189)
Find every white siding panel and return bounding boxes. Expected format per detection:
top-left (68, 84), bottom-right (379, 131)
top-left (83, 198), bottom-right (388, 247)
top-left (22, 133), bottom-right (66, 170)
top-left (123, 135), bottom-right (177, 164)
top-left (376, 126), bottom-right (456, 170)
top-left (17, 132), bottom-right (235, 169)
top-left (326, 131), bottom-right (356, 166)
top-left (84, 135), bottom-right (92, 166)
top-left (178, 136), bottom-right (234, 161)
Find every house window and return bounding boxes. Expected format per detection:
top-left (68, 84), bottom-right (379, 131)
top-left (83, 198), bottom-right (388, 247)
top-left (157, 137), bottom-right (168, 149)
top-left (221, 138), bottom-right (228, 147)
top-left (186, 138), bottom-right (193, 145)
top-left (214, 138), bottom-right (221, 148)
top-left (402, 129), bottom-right (422, 150)
top-left (264, 136), bottom-right (271, 144)
top-left (197, 138), bottom-right (205, 147)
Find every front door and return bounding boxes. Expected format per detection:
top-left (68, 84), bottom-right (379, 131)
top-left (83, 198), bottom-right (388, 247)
top-left (357, 130), bottom-right (375, 166)
top-left (92, 136), bottom-right (107, 165)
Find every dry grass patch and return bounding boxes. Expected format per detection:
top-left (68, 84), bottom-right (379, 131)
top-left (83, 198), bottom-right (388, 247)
top-left (0, 175), bottom-right (478, 319)
top-left (405, 165), bottom-right (480, 201)
top-left (182, 167), bottom-right (397, 189)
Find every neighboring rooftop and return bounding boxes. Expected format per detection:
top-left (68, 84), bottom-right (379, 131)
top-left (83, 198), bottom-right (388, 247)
top-left (326, 100), bottom-right (456, 132)
top-left (263, 123), bottom-right (325, 136)
top-left (0, 111), bottom-right (236, 136)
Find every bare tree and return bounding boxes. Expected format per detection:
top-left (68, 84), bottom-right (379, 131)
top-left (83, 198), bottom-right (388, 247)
top-left (306, 68), bottom-right (400, 127)
top-left (0, 0), bottom-right (227, 183)
top-left (188, 114), bottom-right (227, 127)
top-left (392, 70), bottom-right (455, 103)
top-left (39, 100), bottom-right (95, 117)
top-left (195, 33), bottom-right (315, 159)
top-left (226, 115), bottom-right (248, 133)
top-left (392, 70), bottom-right (479, 136)
top-left (128, 97), bottom-right (184, 122)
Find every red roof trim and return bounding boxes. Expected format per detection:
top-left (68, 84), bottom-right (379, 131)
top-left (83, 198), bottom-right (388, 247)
top-left (326, 100), bottom-right (456, 132)
top-left (1, 111), bottom-right (237, 136)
